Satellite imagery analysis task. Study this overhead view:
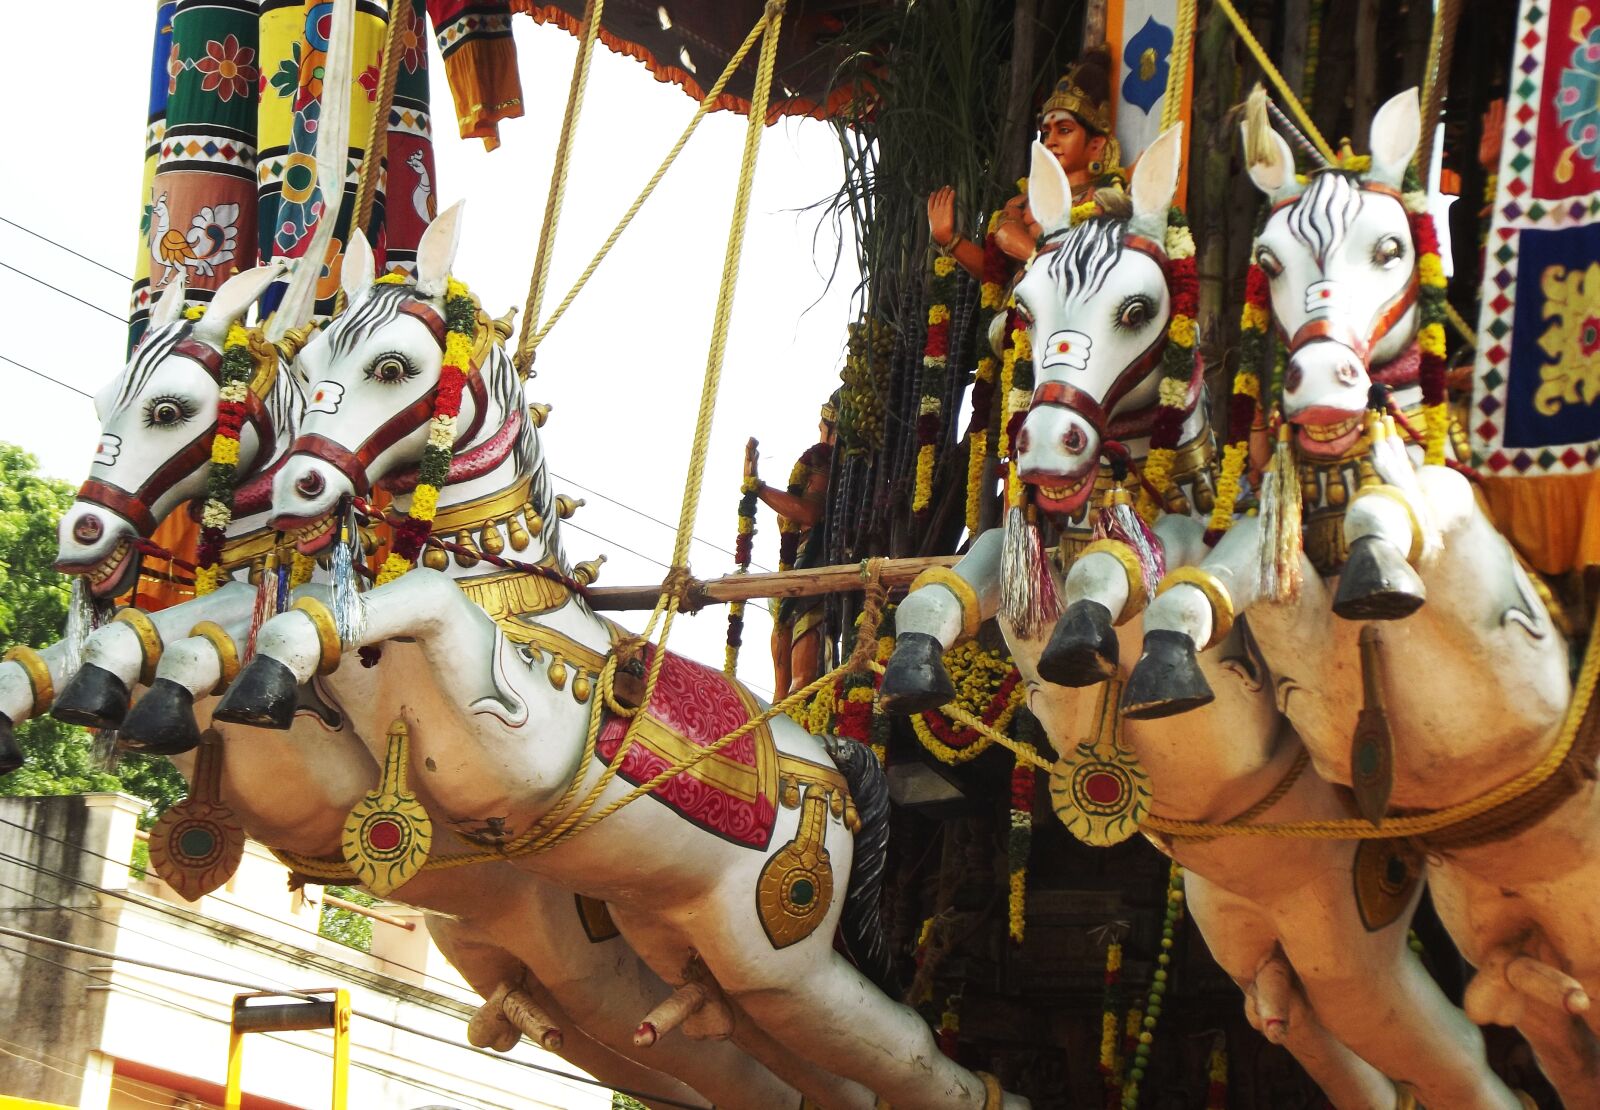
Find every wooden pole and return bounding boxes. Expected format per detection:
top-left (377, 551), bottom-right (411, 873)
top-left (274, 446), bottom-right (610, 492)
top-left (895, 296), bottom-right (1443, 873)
top-left (584, 555), bottom-right (963, 612)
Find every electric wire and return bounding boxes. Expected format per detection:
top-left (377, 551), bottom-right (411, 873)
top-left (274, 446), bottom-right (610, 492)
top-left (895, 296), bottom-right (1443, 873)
top-left (0, 259), bottom-right (127, 324)
top-left (0, 351), bottom-right (95, 399)
top-left (0, 216), bottom-right (134, 280)
top-left (551, 469), bottom-right (771, 572)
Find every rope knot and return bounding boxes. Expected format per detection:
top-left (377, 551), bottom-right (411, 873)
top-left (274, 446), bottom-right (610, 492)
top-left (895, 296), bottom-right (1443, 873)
top-left (847, 558), bottom-right (888, 672)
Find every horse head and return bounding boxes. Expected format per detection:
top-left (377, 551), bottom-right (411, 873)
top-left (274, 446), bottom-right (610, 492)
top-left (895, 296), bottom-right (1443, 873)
top-left (1244, 88), bottom-right (1423, 459)
top-left (1015, 125), bottom-right (1186, 518)
top-left (272, 204), bottom-right (560, 566)
top-left (54, 262), bottom-right (290, 597)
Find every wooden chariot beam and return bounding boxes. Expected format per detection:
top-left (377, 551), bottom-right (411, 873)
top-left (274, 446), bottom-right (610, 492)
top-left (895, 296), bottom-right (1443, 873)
top-left (584, 555), bottom-right (963, 612)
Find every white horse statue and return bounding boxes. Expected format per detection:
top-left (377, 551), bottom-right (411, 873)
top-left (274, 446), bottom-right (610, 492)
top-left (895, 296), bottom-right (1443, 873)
top-left (8, 269), bottom-right (770, 1108)
top-left (1121, 90), bottom-right (1596, 1101)
top-left (879, 128), bottom-right (1520, 1109)
top-left (198, 203), bottom-right (1027, 1109)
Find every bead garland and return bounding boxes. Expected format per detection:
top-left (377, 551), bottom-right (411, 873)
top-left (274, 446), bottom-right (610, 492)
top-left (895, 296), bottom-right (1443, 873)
top-left (375, 274), bottom-right (478, 585)
top-left (1122, 862), bottom-right (1185, 1109)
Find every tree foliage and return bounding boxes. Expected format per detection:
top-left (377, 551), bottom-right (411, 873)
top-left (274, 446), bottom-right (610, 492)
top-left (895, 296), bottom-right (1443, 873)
top-left (318, 884), bottom-right (376, 951)
top-left (0, 443), bottom-right (185, 811)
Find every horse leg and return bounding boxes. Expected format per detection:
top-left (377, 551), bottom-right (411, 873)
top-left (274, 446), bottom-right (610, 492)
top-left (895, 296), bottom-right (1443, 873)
top-left (0, 640), bottom-right (68, 772)
top-left (426, 915), bottom-right (712, 1110)
top-left (880, 528), bottom-right (1002, 714)
top-left (1184, 870), bottom-right (1399, 1109)
top-left (1333, 482), bottom-right (1427, 621)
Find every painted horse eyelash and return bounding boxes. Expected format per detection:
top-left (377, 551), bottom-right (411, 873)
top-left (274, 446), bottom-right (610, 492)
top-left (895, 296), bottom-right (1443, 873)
top-left (142, 395), bottom-right (197, 427)
top-left (364, 351), bottom-right (420, 382)
top-left (1113, 295), bottom-right (1155, 331)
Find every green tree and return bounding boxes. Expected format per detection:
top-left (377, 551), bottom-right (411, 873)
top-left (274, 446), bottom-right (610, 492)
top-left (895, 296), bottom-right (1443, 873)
top-left (318, 884), bottom-right (376, 951)
top-left (0, 443), bottom-right (184, 810)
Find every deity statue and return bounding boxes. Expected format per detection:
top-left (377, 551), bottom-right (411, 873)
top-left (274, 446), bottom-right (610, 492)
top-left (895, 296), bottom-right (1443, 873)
top-left (928, 47), bottom-right (1125, 281)
top-left (745, 397), bottom-right (837, 698)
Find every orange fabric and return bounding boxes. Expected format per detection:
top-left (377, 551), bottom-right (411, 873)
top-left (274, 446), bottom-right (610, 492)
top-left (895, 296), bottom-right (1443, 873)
top-left (124, 508), bottom-right (200, 612)
top-left (1481, 472), bottom-right (1600, 575)
top-left (439, 34), bottom-right (524, 150)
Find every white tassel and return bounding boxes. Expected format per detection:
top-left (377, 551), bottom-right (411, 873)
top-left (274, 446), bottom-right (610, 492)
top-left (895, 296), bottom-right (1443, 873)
top-left (331, 506), bottom-right (366, 648)
top-left (1257, 425), bottom-right (1303, 604)
top-left (63, 577), bottom-right (100, 676)
top-left (1000, 505), bottom-right (1061, 639)
top-left (1092, 488), bottom-right (1165, 601)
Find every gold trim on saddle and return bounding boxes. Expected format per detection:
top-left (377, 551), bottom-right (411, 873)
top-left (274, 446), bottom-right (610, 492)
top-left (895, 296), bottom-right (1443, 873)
top-left (3, 646), bottom-right (53, 717)
top-left (1349, 485), bottom-right (1425, 564)
top-left (1080, 538), bottom-right (1151, 624)
top-left (112, 608), bottom-right (164, 686)
top-left (459, 564), bottom-right (574, 624)
top-left (1157, 567), bottom-right (1234, 649)
top-left (189, 620), bottom-right (240, 693)
top-left (909, 566), bottom-right (982, 644)
top-left (291, 596), bottom-right (342, 676)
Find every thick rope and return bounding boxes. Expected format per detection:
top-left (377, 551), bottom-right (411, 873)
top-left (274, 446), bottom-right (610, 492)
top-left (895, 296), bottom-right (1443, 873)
top-left (523, 10), bottom-right (775, 357)
top-left (351, 0), bottom-right (409, 240)
top-left (1159, 0), bottom-right (1198, 132)
top-left (515, 0), bottom-right (606, 374)
top-left (1213, 0), bottom-right (1337, 165)
top-left (1417, 0), bottom-right (1460, 184)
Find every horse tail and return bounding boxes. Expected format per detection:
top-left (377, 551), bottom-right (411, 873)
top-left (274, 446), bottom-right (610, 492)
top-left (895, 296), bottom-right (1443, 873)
top-left (826, 735), bottom-right (898, 998)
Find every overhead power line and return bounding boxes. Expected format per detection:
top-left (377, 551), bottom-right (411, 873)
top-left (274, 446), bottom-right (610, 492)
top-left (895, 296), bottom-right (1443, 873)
top-left (0, 352), bottom-right (95, 399)
top-left (0, 216), bottom-right (133, 280)
top-left (0, 259), bottom-right (126, 324)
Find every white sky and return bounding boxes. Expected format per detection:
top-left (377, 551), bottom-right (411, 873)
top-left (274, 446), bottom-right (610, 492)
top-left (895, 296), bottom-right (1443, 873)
top-left (0, 9), bottom-right (859, 700)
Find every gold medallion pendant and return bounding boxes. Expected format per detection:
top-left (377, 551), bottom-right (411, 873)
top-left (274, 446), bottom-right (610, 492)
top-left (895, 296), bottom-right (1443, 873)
top-left (342, 719), bottom-right (433, 897)
top-left (149, 730), bottom-right (245, 899)
top-left (1049, 679), bottom-right (1152, 847)
top-left (755, 784), bottom-right (836, 949)
top-left (1353, 838), bottom-right (1423, 932)
top-left (575, 894), bottom-right (620, 942)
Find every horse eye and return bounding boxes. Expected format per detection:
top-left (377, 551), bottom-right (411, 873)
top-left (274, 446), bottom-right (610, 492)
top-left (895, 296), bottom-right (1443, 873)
top-left (144, 397), bottom-right (193, 428)
top-left (1116, 295), bottom-right (1154, 330)
top-left (1014, 299), bottom-right (1035, 327)
top-left (1373, 235), bottom-right (1406, 267)
top-left (1256, 246), bottom-right (1284, 278)
top-left (367, 353), bottom-right (415, 383)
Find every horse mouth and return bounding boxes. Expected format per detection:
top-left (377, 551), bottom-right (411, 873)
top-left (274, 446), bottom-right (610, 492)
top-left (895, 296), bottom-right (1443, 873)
top-left (287, 514), bottom-right (337, 556)
top-left (1294, 410), bottom-right (1365, 458)
top-left (1026, 465), bottom-right (1097, 517)
top-left (56, 537), bottom-right (135, 598)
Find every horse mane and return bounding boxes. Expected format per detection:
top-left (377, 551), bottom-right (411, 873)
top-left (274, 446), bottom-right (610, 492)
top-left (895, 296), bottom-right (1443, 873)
top-left (480, 342), bottom-right (571, 576)
top-left (109, 321), bottom-right (188, 418)
top-left (1284, 170), bottom-right (1364, 266)
top-left (1042, 215), bottom-right (1128, 300)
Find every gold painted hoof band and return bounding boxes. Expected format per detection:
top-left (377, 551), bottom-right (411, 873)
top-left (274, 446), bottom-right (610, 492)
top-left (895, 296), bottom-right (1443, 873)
top-left (119, 679), bottom-right (203, 755)
top-left (1332, 535), bottom-right (1426, 621)
top-left (213, 657), bottom-right (300, 730)
top-left (876, 633), bottom-right (955, 716)
top-left (1121, 630), bottom-right (1214, 721)
top-left (51, 663), bottom-right (131, 730)
top-left (1036, 600), bottom-right (1118, 688)
top-left (0, 714), bottom-right (21, 776)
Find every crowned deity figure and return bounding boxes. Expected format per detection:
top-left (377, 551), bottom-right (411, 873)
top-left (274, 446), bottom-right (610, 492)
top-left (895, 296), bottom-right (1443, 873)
top-left (929, 47), bottom-right (1125, 281)
top-left (745, 397), bottom-right (838, 698)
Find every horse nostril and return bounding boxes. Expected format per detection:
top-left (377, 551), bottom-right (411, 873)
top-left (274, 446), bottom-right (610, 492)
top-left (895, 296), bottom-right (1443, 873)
top-left (1285, 366), bottom-right (1304, 393)
top-left (1062, 428), bottom-right (1087, 454)
top-left (295, 470), bottom-right (326, 498)
top-left (73, 515), bottom-right (103, 544)
top-left (1335, 362), bottom-right (1361, 385)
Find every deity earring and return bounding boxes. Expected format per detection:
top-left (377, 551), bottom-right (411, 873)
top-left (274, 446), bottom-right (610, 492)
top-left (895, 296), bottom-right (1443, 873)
top-left (1089, 159), bottom-right (1104, 174)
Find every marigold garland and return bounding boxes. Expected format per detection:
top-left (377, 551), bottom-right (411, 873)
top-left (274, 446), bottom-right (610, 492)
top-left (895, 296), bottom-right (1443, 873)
top-left (909, 641), bottom-right (1023, 764)
top-left (1121, 863), bottom-right (1185, 1110)
top-left (195, 318), bottom-right (269, 595)
top-left (935, 995), bottom-right (961, 1059)
top-left (1402, 169), bottom-right (1449, 465)
top-left (1099, 940), bottom-right (1125, 1104)
top-left (725, 475), bottom-right (759, 676)
top-left (1138, 214), bottom-right (1200, 522)
top-left (375, 275), bottom-right (478, 586)
top-left (1007, 710), bottom-right (1042, 944)
top-left (1205, 1041), bottom-right (1228, 1110)
top-left (1207, 262), bottom-right (1272, 543)
top-left (915, 255), bottom-right (959, 517)
top-left (963, 229), bottom-right (1011, 533)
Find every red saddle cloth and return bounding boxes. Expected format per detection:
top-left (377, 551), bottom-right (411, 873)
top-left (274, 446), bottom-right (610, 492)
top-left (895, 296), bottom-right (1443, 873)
top-left (596, 646), bottom-right (780, 849)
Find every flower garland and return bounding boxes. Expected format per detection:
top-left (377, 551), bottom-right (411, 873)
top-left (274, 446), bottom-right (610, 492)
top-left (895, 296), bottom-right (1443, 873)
top-left (725, 475), bottom-right (760, 675)
top-left (777, 444), bottom-right (831, 571)
top-left (1205, 1041), bottom-right (1228, 1110)
top-left (963, 223), bottom-right (1010, 534)
top-left (194, 313), bottom-right (269, 596)
top-left (375, 275), bottom-right (477, 586)
top-left (935, 994), bottom-right (961, 1059)
top-left (1099, 940), bottom-right (1124, 1103)
top-left (1007, 709), bottom-right (1042, 944)
top-left (1121, 863), bottom-right (1185, 1110)
top-left (791, 629), bottom-right (893, 764)
top-left (915, 255), bottom-right (959, 517)
top-left (909, 641), bottom-right (1024, 764)
top-left (1402, 168), bottom-right (1449, 466)
top-left (1207, 263), bottom-right (1270, 542)
top-left (1138, 213), bottom-right (1200, 522)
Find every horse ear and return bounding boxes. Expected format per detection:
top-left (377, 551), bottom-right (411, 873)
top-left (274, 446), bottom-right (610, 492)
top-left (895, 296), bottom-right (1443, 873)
top-left (1027, 141), bottom-right (1072, 234)
top-left (1367, 87), bottom-right (1422, 189)
top-left (150, 272), bottom-right (189, 329)
top-left (192, 261), bottom-right (289, 346)
top-left (1241, 120), bottom-right (1302, 204)
top-left (1130, 124), bottom-right (1183, 239)
top-left (415, 199), bottom-right (464, 298)
top-left (342, 229), bottom-right (376, 303)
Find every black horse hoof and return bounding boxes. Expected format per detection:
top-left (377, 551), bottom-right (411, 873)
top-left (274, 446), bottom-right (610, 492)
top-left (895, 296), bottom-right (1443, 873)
top-left (52, 663), bottom-right (131, 729)
top-left (1333, 535), bottom-right (1426, 621)
top-left (1037, 600), bottom-right (1119, 687)
top-left (119, 679), bottom-right (202, 755)
top-left (1122, 630), bottom-right (1215, 720)
top-left (877, 633), bottom-right (955, 716)
top-left (213, 657), bottom-right (299, 730)
top-left (0, 712), bottom-right (22, 775)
